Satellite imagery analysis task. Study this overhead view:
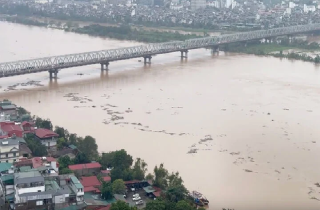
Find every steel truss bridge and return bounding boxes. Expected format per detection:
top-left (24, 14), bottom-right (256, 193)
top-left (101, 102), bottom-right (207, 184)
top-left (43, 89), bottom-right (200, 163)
top-left (1, 23), bottom-right (320, 78)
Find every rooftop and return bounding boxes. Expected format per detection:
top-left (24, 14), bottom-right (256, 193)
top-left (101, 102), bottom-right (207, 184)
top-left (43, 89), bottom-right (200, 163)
top-left (35, 128), bottom-right (59, 139)
top-left (81, 176), bottom-right (101, 187)
top-left (14, 171), bottom-right (44, 184)
top-left (0, 162), bottom-right (13, 173)
top-left (68, 162), bottom-right (101, 171)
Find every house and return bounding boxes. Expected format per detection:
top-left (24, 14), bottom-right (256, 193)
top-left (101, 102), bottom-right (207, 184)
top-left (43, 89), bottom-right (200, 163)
top-left (0, 122), bottom-right (23, 138)
top-left (68, 162), bottom-right (101, 176)
top-left (14, 171), bottom-right (48, 210)
top-left (0, 100), bottom-right (17, 116)
top-left (69, 176), bottom-right (84, 205)
top-left (21, 121), bottom-right (35, 134)
top-left (35, 128), bottom-right (59, 148)
top-left (80, 176), bottom-right (101, 193)
top-left (0, 137), bottom-right (20, 163)
top-left (31, 157), bottom-right (59, 172)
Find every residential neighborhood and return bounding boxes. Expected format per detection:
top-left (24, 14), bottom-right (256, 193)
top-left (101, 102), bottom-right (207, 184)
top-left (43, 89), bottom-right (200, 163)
top-left (0, 100), bottom-right (167, 210)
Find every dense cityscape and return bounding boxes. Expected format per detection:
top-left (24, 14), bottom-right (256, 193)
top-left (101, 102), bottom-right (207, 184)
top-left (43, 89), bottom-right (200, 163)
top-left (1, 0), bottom-right (320, 30)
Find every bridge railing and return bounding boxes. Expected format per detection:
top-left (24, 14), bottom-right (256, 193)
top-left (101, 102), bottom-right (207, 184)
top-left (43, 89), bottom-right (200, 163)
top-left (2, 23), bottom-right (320, 76)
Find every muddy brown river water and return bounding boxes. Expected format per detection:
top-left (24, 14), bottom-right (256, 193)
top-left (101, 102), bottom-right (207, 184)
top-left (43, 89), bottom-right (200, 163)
top-left (1, 22), bottom-right (320, 210)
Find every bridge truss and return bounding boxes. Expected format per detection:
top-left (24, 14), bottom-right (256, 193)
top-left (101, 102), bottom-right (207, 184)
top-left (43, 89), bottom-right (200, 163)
top-left (1, 23), bottom-right (320, 77)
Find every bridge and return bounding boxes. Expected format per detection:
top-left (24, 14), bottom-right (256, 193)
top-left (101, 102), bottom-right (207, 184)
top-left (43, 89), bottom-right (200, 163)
top-left (1, 23), bottom-right (320, 79)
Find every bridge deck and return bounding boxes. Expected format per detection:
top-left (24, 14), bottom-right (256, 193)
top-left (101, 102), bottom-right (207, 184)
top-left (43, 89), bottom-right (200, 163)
top-left (1, 23), bottom-right (320, 77)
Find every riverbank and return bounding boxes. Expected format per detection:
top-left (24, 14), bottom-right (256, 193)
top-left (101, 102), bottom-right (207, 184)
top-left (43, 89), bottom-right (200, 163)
top-left (224, 40), bottom-right (320, 64)
top-left (2, 16), bottom-right (200, 43)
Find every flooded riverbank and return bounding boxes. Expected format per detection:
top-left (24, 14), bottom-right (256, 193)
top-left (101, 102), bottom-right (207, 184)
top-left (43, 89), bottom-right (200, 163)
top-left (1, 22), bottom-right (320, 210)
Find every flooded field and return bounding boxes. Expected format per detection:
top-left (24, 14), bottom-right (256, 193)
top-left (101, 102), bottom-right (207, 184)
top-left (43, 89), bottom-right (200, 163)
top-left (1, 21), bottom-right (320, 210)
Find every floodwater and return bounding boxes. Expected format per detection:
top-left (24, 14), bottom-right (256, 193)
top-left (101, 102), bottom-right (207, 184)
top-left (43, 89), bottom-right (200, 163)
top-left (1, 21), bottom-right (320, 210)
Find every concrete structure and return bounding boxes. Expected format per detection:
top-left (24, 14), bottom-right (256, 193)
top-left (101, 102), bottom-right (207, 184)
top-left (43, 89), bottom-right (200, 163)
top-left (69, 176), bottom-right (84, 204)
top-left (2, 24), bottom-right (320, 78)
top-left (0, 100), bottom-right (17, 116)
top-left (0, 137), bottom-right (20, 163)
top-left (191, 0), bottom-right (206, 10)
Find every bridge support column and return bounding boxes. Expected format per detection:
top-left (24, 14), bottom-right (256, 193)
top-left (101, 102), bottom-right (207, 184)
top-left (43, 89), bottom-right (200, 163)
top-left (211, 45), bottom-right (219, 54)
top-left (180, 50), bottom-right (188, 59)
top-left (101, 62), bottom-right (109, 71)
top-left (48, 69), bottom-right (59, 79)
top-left (143, 56), bottom-right (152, 64)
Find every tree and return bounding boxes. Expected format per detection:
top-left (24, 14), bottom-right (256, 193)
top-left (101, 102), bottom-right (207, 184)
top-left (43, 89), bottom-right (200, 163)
top-left (110, 200), bottom-right (137, 210)
top-left (25, 134), bottom-right (48, 157)
top-left (74, 152), bottom-right (90, 164)
top-left (100, 152), bottom-right (115, 169)
top-left (17, 107), bottom-right (28, 115)
top-left (153, 164), bottom-right (168, 189)
top-left (57, 137), bottom-right (67, 150)
top-left (132, 158), bottom-right (147, 180)
top-left (165, 172), bottom-right (188, 202)
top-left (35, 117), bottom-right (53, 130)
top-left (112, 149), bottom-right (133, 170)
top-left (145, 199), bottom-right (166, 210)
top-left (58, 156), bottom-right (74, 171)
top-left (60, 168), bottom-right (73, 174)
top-left (77, 136), bottom-right (98, 161)
top-left (146, 173), bottom-right (154, 181)
top-left (112, 179), bottom-right (126, 194)
top-left (175, 200), bottom-right (193, 210)
top-left (101, 181), bottom-right (113, 200)
top-left (68, 133), bottom-right (78, 145)
top-left (54, 126), bottom-right (69, 139)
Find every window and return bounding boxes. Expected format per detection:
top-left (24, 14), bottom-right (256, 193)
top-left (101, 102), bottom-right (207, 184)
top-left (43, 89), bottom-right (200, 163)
top-left (36, 200), bottom-right (43, 206)
top-left (14, 153), bottom-right (16, 157)
top-left (5, 154), bottom-right (8, 158)
top-left (13, 159), bottom-right (16, 162)
top-left (5, 160), bottom-right (8, 163)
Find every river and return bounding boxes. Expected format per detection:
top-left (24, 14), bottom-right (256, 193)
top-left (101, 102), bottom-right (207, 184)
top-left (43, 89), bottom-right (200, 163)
top-left (1, 21), bottom-right (320, 210)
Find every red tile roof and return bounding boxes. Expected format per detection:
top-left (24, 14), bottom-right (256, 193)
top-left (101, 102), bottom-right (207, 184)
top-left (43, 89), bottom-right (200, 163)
top-left (68, 162), bottom-right (101, 171)
top-left (0, 122), bottom-right (23, 137)
top-left (103, 176), bottom-right (111, 182)
top-left (95, 205), bottom-right (110, 210)
top-left (22, 121), bottom-right (33, 126)
top-left (35, 128), bottom-right (59, 139)
top-left (81, 176), bottom-right (101, 187)
top-left (84, 186), bottom-right (101, 193)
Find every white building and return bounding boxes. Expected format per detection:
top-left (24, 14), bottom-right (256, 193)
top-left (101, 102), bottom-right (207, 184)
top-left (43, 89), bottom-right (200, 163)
top-left (304, 4), bottom-right (316, 13)
top-left (191, 0), bottom-right (206, 10)
top-left (70, 176), bottom-right (84, 204)
top-left (0, 137), bottom-right (20, 163)
top-left (288, 1), bottom-right (296, 8)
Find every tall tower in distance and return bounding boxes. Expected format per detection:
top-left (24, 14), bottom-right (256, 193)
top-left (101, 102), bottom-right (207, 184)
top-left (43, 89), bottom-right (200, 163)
top-left (191, 0), bottom-right (206, 10)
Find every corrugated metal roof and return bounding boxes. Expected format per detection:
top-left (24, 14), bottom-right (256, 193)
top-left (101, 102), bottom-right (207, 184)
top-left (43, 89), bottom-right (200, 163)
top-left (0, 163), bottom-right (12, 172)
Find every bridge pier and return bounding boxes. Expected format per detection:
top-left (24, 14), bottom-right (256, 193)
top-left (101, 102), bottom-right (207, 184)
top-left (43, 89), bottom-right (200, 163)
top-left (143, 56), bottom-right (152, 64)
top-left (211, 45), bottom-right (219, 54)
top-left (180, 50), bottom-right (188, 59)
top-left (48, 69), bottom-right (59, 79)
top-left (101, 62), bottom-right (109, 71)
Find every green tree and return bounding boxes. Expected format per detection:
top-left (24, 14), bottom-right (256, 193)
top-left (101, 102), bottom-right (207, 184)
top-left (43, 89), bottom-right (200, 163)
top-left (60, 168), bottom-right (73, 174)
top-left (17, 107), bottom-right (28, 115)
top-left (57, 137), bottom-right (67, 150)
top-left (165, 172), bottom-right (188, 202)
top-left (68, 133), bottom-right (78, 146)
top-left (132, 158), bottom-right (147, 180)
top-left (112, 149), bottom-right (133, 170)
top-left (58, 156), bottom-right (73, 171)
top-left (175, 200), bottom-right (193, 210)
top-left (101, 181), bottom-right (113, 200)
top-left (54, 126), bottom-right (69, 139)
top-left (35, 117), bottom-right (53, 130)
top-left (112, 179), bottom-right (126, 194)
top-left (145, 199), bottom-right (166, 210)
top-left (25, 134), bottom-right (48, 157)
top-left (74, 152), bottom-right (90, 164)
top-left (146, 173), bottom-right (154, 181)
top-left (110, 200), bottom-right (137, 210)
top-left (77, 136), bottom-right (98, 161)
top-left (153, 164), bottom-right (168, 189)
top-left (100, 152), bottom-right (115, 169)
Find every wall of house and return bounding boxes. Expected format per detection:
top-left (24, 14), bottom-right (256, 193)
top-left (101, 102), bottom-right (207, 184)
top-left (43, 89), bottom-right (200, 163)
top-left (0, 145), bottom-right (19, 163)
top-left (40, 139), bottom-right (57, 147)
top-left (16, 185), bottom-right (45, 195)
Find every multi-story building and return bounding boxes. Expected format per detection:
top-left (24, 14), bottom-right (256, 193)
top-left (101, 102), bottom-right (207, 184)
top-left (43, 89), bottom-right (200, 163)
top-left (35, 128), bottom-right (59, 149)
top-left (69, 176), bottom-right (84, 204)
top-left (191, 0), bottom-right (206, 10)
top-left (0, 137), bottom-right (20, 163)
top-left (14, 171), bottom-right (51, 210)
